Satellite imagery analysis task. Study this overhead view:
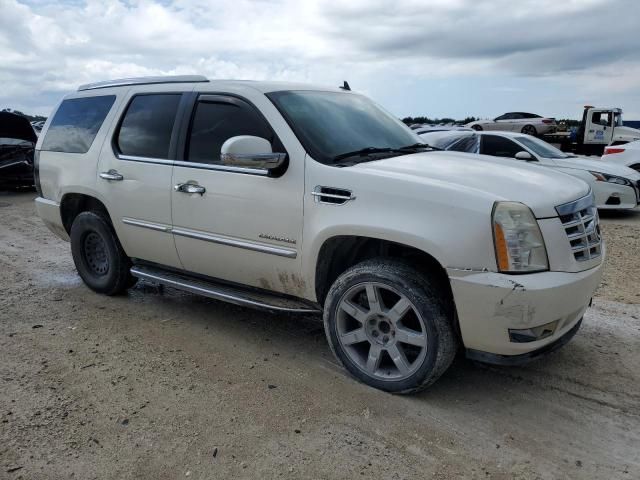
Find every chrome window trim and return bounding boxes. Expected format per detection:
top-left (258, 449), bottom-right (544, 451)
top-left (115, 154), bottom-right (269, 175)
top-left (173, 160), bottom-right (269, 176)
top-left (116, 153), bottom-right (174, 166)
top-left (172, 228), bottom-right (297, 258)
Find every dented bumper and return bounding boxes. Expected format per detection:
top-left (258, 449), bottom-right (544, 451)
top-left (448, 259), bottom-right (604, 357)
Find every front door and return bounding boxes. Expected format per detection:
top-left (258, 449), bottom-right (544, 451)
top-left (170, 94), bottom-right (305, 296)
top-left (585, 110), bottom-right (614, 145)
top-left (96, 90), bottom-right (185, 268)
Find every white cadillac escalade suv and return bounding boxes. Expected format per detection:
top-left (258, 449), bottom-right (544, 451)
top-left (34, 76), bottom-right (604, 393)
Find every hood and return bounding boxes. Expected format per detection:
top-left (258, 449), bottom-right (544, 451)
top-left (614, 126), bottom-right (640, 141)
top-left (0, 112), bottom-right (38, 144)
top-left (551, 156), bottom-right (640, 180)
top-left (352, 151), bottom-right (590, 218)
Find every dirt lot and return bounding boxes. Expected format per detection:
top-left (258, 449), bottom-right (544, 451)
top-left (1, 192), bottom-right (639, 480)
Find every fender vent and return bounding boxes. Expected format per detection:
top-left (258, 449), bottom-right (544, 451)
top-left (311, 186), bottom-right (355, 205)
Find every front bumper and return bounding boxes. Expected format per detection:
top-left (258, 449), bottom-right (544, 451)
top-left (448, 261), bottom-right (603, 357)
top-left (593, 181), bottom-right (639, 210)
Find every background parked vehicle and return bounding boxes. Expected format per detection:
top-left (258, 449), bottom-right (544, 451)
top-left (420, 130), bottom-right (640, 210)
top-left (601, 140), bottom-right (640, 173)
top-left (466, 112), bottom-right (556, 136)
top-left (413, 125), bottom-right (473, 135)
top-left (0, 111), bottom-right (37, 190)
top-left (543, 106), bottom-right (640, 156)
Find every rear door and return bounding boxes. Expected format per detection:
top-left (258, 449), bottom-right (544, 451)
top-left (170, 93), bottom-right (305, 295)
top-left (96, 87), bottom-right (188, 268)
top-left (493, 113), bottom-right (514, 131)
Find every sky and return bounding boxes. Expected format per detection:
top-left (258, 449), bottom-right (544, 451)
top-left (1, 0), bottom-right (639, 120)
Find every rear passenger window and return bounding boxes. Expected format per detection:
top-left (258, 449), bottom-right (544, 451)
top-left (41, 96), bottom-right (115, 153)
top-left (449, 135), bottom-right (480, 153)
top-left (481, 135), bottom-right (522, 158)
top-left (187, 101), bottom-right (273, 164)
top-left (116, 94), bottom-right (181, 159)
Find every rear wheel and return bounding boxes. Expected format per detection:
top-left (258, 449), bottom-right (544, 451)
top-left (471, 124), bottom-right (483, 131)
top-left (629, 164), bottom-right (640, 173)
top-left (70, 211), bottom-right (136, 295)
top-left (323, 259), bottom-right (457, 394)
top-left (521, 125), bottom-right (537, 136)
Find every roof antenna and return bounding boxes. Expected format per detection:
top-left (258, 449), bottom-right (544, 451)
top-left (340, 81), bottom-right (351, 91)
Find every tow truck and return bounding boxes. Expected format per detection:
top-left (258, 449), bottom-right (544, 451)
top-left (543, 106), bottom-right (640, 155)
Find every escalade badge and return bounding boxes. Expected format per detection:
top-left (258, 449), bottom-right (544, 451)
top-left (259, 233), bottom-right (297, 245)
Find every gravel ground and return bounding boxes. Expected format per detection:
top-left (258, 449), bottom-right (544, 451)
top-left (1, 192), bottom-right (639, 480)
top-left (597, 210), bottom-right (640, 303)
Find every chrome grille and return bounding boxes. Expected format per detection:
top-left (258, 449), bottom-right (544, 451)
top-left (556, 194), bottom-right (601, 262)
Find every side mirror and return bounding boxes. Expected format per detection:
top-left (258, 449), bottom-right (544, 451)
top-left (515, 151), bottom-right (533, 161)
top-left (220, 136), bottom-right (286, 170)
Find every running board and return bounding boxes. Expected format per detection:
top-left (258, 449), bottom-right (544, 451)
top-left (130, 265), bottom-right (320, 314)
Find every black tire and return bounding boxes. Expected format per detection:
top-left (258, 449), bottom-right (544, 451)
top-left (521, 125), bottom-right (537, 136)
top-left (323, 258), bottom-right (457, 394)
top-left (70, 211), bottom-right (136, 295)
top-left (471, 124), bottom-right (483, 131)
top-left (629, 164), bottom-right (640, 173)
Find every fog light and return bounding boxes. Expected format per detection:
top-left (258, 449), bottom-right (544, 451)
top-left (509, 320), bottom-right (558, 343)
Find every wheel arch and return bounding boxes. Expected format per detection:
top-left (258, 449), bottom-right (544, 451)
top-left (60, 193), bottom-right (113, 234)
top-left (314, 235), bottom-right (455, 318)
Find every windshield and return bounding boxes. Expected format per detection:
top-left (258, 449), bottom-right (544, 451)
top-left (614, 111), bottom-right (624, 127)
top-left (515, 135), bottom-right (569, 159)
top-left (267, 91), bottom-right (422, 165)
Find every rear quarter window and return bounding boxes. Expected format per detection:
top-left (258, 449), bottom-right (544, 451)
top-left (41, 95), bottom-right (116, 153)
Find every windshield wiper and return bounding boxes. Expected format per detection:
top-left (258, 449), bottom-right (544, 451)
top-left (399, 142), bottom-right (441, 151)
top-left (332, 147), bottom-right (395, 162)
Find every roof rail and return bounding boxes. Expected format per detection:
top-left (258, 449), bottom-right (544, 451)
top-left (78, 75), bottom-right (209, 91)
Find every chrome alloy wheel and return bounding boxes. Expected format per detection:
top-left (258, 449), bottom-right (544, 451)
top-left (335, 282), bottom-right (428, 380)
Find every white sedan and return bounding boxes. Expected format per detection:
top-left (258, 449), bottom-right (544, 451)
top-left (466, 112), bottom-right (556, 136)
top-left (421, 130), bottom-right (640, 210)
top-left (601, 140), bottom-right (640, 172)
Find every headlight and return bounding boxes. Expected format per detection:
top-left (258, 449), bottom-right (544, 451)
top-left (589, 171), bottom-right (632, 186)
top-left (492, 202), bottom-right (549, 273)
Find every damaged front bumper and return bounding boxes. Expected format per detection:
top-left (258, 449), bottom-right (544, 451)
top-left (448, 257), bottom-right (604, 359)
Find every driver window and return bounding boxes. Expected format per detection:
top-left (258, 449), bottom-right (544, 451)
top-left (480, 135), bottom-right (522, 158)
top-left (591, 111), bottom-right (612, 127)
top-left (187, 100), bottom-right (274, 165)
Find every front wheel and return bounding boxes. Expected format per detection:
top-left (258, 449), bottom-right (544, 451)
top-left (70, 211), bottom-right (136, 295)
top-left (471, 124), bottom-right (483, 131)
top-left (323, 259), bottom-right (457, 394)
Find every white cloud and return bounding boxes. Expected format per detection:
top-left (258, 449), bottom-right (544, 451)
top-left (1, 0), bottom-right (639, 118)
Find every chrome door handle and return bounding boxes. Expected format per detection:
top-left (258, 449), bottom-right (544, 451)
top-left (174, 183), bottom-right (206, 195)
top-left (99, 170), bottom-right (123, 181)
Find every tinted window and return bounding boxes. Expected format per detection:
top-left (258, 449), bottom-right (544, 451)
top-left (41, 96), bottom-right (115, 153)
top-left (449, 134), bottom-right (480, 153)
top-left (268, 91), bottom-right (420, 165)
top-left (187, 101), bottom-right (273, 164)
top-left (481, 135), bottom-right (523, 158)
top-left (117, 94), bottom-right (181, 159)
